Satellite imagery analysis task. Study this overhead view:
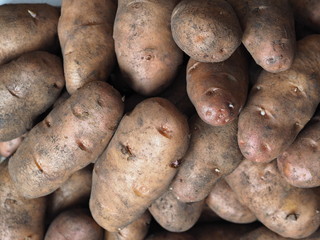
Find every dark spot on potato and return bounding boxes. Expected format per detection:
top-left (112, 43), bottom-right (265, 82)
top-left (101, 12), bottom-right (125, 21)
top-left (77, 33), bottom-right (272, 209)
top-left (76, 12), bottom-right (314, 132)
top-left (76, 140), bottom-right (89, 152)
top-left (157, 125), bottom-right (173, 139)
top-left (44, 119), bottom-right (51, 127)
top-left (33, 157), bottom-right (43, 173)
top-left (72, 105), bottom-right (89, 119)
top-left (205, 89), bottom-right (216, 96)
top-left (170, 159), bottom-right (182, 168)
top-left (6, 86), bottom-right (21, 98)
top-left (97, 98), bottom-right (105, 107)
top-left (179, 178), bottom-right (183, 182)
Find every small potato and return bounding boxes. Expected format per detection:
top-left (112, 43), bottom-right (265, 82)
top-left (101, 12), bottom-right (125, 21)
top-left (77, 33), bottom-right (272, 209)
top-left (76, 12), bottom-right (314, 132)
top-left (105, 211), bottom-right (151, 240)
top-left (44, 208), bottom-right (103, 240)
top-left (206, 179), bottom-right (257, 224)
top-left (0, 160), bottom-right (46, 240)
top-left (171, 0), bottom-right (242, 63)
top-left (225, 159), bottom-right (320, 239)
top-left (0, 4), bottom-right (59, 65)
top-left (8, 81), bottom-right (124, 198)
top-left (0, 51), bottom-right (64, 142)
top-left (90, 97), bottom-right (189, 232)
top-left (171, 115), bottom-right (242, 202)
top-left (0, 134), bottom-right (25, 158)
top-left (149, 191), bottom-right (204, 232)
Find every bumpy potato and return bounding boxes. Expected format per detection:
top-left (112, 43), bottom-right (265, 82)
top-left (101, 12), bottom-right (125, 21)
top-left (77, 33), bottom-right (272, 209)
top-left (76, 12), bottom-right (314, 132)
top-left (0, 51), bottom-right (64, 142)
top-left (8, 81), bottom-right (124, 198)
top-left (90, 97), bottom-right (189, 232)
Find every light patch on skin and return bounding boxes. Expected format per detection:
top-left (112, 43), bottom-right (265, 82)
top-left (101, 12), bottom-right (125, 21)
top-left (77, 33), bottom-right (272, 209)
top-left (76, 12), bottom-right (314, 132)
top-left (27, 10), bottom-right (37, 18)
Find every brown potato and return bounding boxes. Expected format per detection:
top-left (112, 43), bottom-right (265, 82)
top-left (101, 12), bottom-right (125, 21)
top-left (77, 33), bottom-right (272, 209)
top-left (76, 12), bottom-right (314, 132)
top-left (171, 0), bottom-right (242, 63)
top-left (171, 115), bottom-right (242, 202)
top-left (8, 81), bottom-right (124, 198)
top-left (0, 134), bottom-right (25, 158)
top-left (238, 34), bottom-right (320, 163)
top-left (146, 232), bottom-right (195, 240)
top-left (206, 179), bottom-right (257, 224)
top-left (227, 0), bottom-right (296, 72)
top-left (149, 191), bottom-right (204, 232)
top-left (90, 97), bottom-right (189, 232)
top-left (225, 159), bottom-right (320, 239)
top-left (0, 51), bottom-right (64, 142)
top-left (186, 48), bottom-right (248, 126)
top-left (44, 208), bottom-right (103, 240)
top-left (58, 0), bottom-right (117, 94)
top-left (114, 0), bottom-right (183, 96)
top-left (0, 160), bottom-right (46, 240)
top-left (0, 4), bottom-right (59, 65)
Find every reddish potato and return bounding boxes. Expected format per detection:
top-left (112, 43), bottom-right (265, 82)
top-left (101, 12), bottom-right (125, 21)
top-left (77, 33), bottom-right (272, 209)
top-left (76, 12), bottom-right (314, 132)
top-left (0, 134), bottom-right (25, 158)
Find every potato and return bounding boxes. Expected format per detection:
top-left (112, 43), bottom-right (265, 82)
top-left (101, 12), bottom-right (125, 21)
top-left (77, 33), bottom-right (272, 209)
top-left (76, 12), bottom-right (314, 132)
top-left (149, 190), bottom-right (204, 232)
top-left (198, 204), bottom-right (221, 223)
top-left (171, 115), bottom-right (242, 202)
top-left (90, 97), bottom-right (189, 232)
top-left (105, 211), bottom-right (151, 240)
top-left (0, 134), bottom-right (25, 158)
top-left (146, 232), bottom-right (195, 240)
top-left (44, 208), bottom-right (103, 240)
top-left (171, 0), bottom-right (242, 63)
top-left (225, 159), bottom-right (320, 238)
top-left (0, 51), bottom-right (64, 142)
top-left (0, 160), bottom-right (46, 240)
top-left (0, 4), bottom-right (59, 65)
top-left (227, 0), bottom-right (296, 72)
top-left (206, 179), bottom-right (257, 224)
top-left (114, 0), bottom-right (183, 96)
top-left (238, 34), bottom-right (320, 163)
top-left (58, 0), bottom-right (117, 94)
top-left (8, 81), bottom-right (124, 198)
top-left (186, 48), bottom-right (248, 126)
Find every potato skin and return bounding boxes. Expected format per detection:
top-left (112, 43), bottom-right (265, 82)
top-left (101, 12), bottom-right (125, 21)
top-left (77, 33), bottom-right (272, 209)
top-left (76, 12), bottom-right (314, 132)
top-left (90, 97), bottom-right (189, 232)
top-left (206, 179), bottom-right (256, 224)
top-left (0, 4), bottom-right (59, 65)
top-left (238, 34), bottom-right (320, 163)
top-left (146, 232), bottom-right (195, 240)
top-left (58, 0), bottom-right (117, 94)
top-left (0, 160), bottom-right (46, 240)
top-left (44, 208), bottom-right (103, 240)
top-left (186, 48), bottom-right (248, 126)
top-left (114, 0), bottom-right (183, 96)
top-left (0, 51), bottom-right (64, 142)
top-left (149, 191), bottom-right (204, 232)
top-left (171, 115), bottom-right (242, 202)
top-left (171, 0), bottom-right (242, 63)
top-left (8, 81), bottom-right (124, 198)
top-left (225, 159), bottom-right (320, 239)
top-left (227, 0), bottom-right (295, 72)
top-left (0, 134), bottom-right (25, 158)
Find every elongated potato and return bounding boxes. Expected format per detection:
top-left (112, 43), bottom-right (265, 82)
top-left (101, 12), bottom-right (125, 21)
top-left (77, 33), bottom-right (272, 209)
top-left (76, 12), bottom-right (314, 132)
top-left (186, 48), bottom-right (248, 126)
top-left (58, 0), bottom-right (117, 94)
top-left (105, 211), bottom-right (151, 240)
top-left (227, 0), bottom-right (295, 72)
top-left (0, 51), bottom-right (64, 142)
top-left (90, 97), bottom-right (189, 232)
top-left (114, 0), bottom-right (183, 96)
top-left (45, 209), bottom-right (103, 240)
top-left (238, 34), bottom-right (320, 163)
top-left (0, 160), bottom-right (46, 240)
top-left (171, 115), bottom-right (242, 202)
top-left (149, 191), bottom-right (204, 232)
top-left (206, 179), bottom-right (256, 224)
top-left (8, 81), bottom-right (124, 198)
top-left (0, 134), bottom-right (25, 158)
top-left (171, 0), bottom-right (242, 63)
top-left (225, 159), bottom-right (320, 239)
top-left (0, 4), bottom-right (59, 65)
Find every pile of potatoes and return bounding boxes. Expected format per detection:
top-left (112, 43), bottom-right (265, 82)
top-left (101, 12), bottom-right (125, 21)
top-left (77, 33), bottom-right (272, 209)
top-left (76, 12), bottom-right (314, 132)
top-left (1, 0), bottom-right (320, 239)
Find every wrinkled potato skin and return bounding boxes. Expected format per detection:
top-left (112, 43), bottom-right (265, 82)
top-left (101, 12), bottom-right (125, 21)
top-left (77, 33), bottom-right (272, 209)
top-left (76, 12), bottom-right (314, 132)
top-left (171, 0), bottom-right (242, 63)
top-left (149, 191), bottom-right (204, 232)
top-left (225, 159), bottom-right (320, 239)
top-left (90, 98), bottom-right (189, 232)
top-left (114, 0), bottom-right (183, 96)
top-left (0, 4), bottom-right (59, 65)
top-left (105, 211), bottom-right (151, 240)
top-left (277, 111), bottom-right (320, 188)
top-left (227, 0), bottom-right (295, 72)
top-left (186, 49), bottom-right (248, 126)
top-left (171, 115), bottom-right (242, 202)
top-left (238, 35), bottom-right (320, 163)
top-left (8, 81), bottom-right (124, 198)
top-left (59, 0), bottom-right (117, 94)
top-left (0, 160), bottom-right (46, 240)
top-left (0, 134), bottom-right (25, 158)
top-left (44, 209), bottom-right (103, 240)
top-left (0, 51), bottom-right (64, 142)
top-left (206, 179), bottom-right (256, 224)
